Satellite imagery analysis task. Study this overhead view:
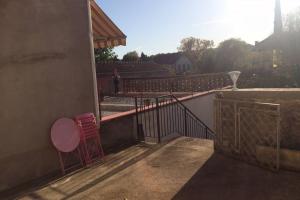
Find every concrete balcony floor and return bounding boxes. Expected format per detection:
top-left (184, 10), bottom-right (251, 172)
top-left (14, 137), bottom-right (300, 200)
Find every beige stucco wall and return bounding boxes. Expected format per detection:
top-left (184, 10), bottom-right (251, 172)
top-left (0, 0), bottom-right (98, 191)
top-left (214, 89), bottom-right (300, 171)
top-left (217, 89), bottom-right (300, 150)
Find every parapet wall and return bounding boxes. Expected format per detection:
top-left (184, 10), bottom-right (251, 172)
top-left (219, 89), bottom-right (300, 150)
top-left (215, 89), bottom-right (300, 171)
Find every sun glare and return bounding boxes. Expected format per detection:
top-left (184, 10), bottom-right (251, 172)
top-left (228, 0), bottom-right (300, 14)
top-left (221, 0), bottom-right (300, 43)
top-left (283, 0), bottom-right (300, 12)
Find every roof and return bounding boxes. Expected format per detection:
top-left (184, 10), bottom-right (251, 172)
top-left (152, 52), bottom-right (186, 65)
top-left (96, 61), bottom-right (174, 78)
top-left (255, 32), bottom-right (300, 65)
top-left (255, 32), bottom-right (299, 51)
top-left (90, 0), bottom-right (126, 48)
top-left (255, 34), bottom-right (281, 51)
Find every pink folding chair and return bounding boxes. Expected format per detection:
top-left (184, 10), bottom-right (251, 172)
top-left (75, 113), bottom-right (104, 165)
top-left (51, 118), bottom-right (84, 174)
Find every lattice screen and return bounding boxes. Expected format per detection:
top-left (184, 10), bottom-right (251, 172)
top-left (215, 99), bottom-right (280, 171)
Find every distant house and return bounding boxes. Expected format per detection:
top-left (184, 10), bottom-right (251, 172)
top-left (256, 33), bottom-right (300, 67)
top-left (255, 0), bottom-right (300, 67)
top-left (152, 53), bottom-right (193, 74)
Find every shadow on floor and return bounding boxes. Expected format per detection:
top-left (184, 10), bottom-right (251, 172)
top-left (5, 142), bottom-right (166, 200)
top-left (172, 153), bottom-right (300, 200)
top-left (1, 142), bottom-right (151, 200)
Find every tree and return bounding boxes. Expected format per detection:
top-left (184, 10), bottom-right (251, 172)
top-left (94, 48), bottom-right (118, 63)
top-left (140, 52), bottom-right (150, 61)
top-left (215, 38), bottom-right (252, 72)
top-left (197, 48), bottom-right (217, 73)
top-left (123, 51), bottom-right (139, 61)
top-left (284, 7), bottom-right (300, 33)
top-left (282, 7), bottom-right (300, 66)
top-left (178, 37), bottom-right (214, 53)
top-left (178, 37), bottom-right (215, 73)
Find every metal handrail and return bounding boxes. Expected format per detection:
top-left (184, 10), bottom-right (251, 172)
top-left (123, 72), bottom-right (229, 81)
top-left (171, 95), bottom-right (214, 131)
top-left (157, 94), bottom-right (215, 136)
top-left (122, 72), bottom-right (231, 94)
top-left (135, 93), bottom-right (215, 143)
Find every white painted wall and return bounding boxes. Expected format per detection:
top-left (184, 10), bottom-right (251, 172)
top-left (175, 55), bottom-right (192, 72)
top-left (138, 93), bottom-right (216, 139)
top-left (182, 93), bottom-right (215, 130)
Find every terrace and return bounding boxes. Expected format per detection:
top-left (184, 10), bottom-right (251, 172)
top-left (1, 0), bottom-right (300, 199)
top-left (3, 85), bottom-right (300, 199)
top-left (10, 136), bottom-right (300, 200)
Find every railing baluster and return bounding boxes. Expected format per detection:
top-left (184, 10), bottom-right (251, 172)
top-left (168, 98), bottom-right (172, 134)
top-left (134, 94), bottom-right (214, 143)
top-left (184, 107), bottom-right (187, 137)
top-left (151, 102), bottom-right (155, 138)
top-left (146, 100), bottom-right (151, 137)
top-left (155, 98), bottom-right (161, 143)
top-left (171, 100), bottom-right (175, 134)
top-left (122, 72), bottom-right (230, 94)
top-left (135, 97), bottom-right (139, 140)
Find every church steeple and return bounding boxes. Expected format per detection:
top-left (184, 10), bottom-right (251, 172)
top-left (274, 0), bottom-right (283, 34)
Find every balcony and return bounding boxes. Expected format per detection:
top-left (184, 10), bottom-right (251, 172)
top-left (12, 137), bottom-right (300, 200)
top-left (4, 88), bottom-right (300, 200)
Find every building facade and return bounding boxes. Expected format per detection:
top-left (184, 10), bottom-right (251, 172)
top-left (0, 0), bottom-right (125, 192)
top-left (153, 53), bottom-right (193, 74)
top-left (255, 0), bottom-right (300, 67)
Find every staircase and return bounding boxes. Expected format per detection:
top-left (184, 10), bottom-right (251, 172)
top-left (135, 94), bottom-right (215, 143)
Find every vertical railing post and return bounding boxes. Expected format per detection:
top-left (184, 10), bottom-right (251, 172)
top-left (156, 98), bottom-right (161, 143)
top-left (122, 79), bottom-right (126, 94)
top-left (135, 97), bottom-right (140, 140)
top-left (184, 107), bottom-right (187, 136)
top-left (205, 127), bottom-right (208, 139)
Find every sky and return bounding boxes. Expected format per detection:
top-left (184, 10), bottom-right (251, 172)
top-left (96, 0), bottom-right (300, 58)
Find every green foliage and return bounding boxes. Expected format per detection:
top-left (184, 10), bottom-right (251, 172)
top-left (123, 51), bottom-right (139, 61)
top-left (94, 48), bottom-right (118, 63)
top-left (178, 37), bottom-right (257, 74)
top-left (178, 37), bottom-right (215, 73)
top-left (284, 7), bottom-right (300, 33)
top-left (215, 38), bottom-right (253, 72)
top-left (240, 64), bottom-right (300, 88)
top-left (175, 7), bottom-right (300, 87)
top-left (178, 37), bottom-right (214, 53)
top-left (140, 52), bottom-right (150, 61)
top-left (197, 48), bottom-right (216, 73)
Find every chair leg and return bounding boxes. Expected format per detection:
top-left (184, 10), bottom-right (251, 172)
top-left (85, 138), bottom-right (93, 164)
top-left (77, 148), bottom-right (84, 167)
top-left (58, 151), bottom-right (65, 175)
top-left (97, 135), bottom-right (105, 158)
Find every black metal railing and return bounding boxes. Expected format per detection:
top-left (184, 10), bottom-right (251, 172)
top-left (134, 94), bottom-right (214, 143)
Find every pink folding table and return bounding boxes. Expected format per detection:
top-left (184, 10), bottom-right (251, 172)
top-left (51, 118), bottom-right (84, 174)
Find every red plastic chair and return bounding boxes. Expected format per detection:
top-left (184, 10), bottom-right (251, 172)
top-left (75, 113), bottom-right (104, 165)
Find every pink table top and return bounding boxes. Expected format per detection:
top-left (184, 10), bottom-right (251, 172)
top-left (51, 118), bottom-right (80, 153)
